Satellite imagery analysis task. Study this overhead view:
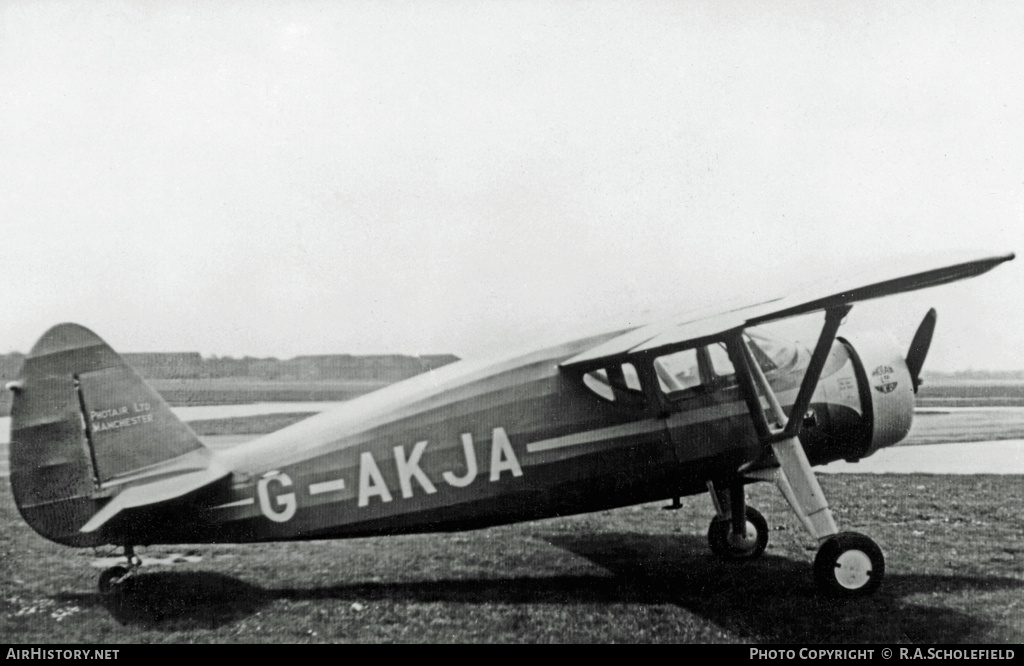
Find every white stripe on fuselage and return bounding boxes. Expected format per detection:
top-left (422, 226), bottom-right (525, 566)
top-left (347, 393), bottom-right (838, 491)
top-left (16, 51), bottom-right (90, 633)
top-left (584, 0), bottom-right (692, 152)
top-left (526, 419), bottom-right (664, 453)
top-left (526, 398), bottom-right (754, 453)
top-left (308, 478), bottom-right (347, 495)
top-left (212, 498), bottom-right (255, 510)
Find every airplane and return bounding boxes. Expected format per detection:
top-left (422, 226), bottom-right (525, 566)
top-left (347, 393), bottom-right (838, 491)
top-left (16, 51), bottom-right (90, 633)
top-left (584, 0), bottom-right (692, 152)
top-left (5, 250), bottom-right (1015, 599)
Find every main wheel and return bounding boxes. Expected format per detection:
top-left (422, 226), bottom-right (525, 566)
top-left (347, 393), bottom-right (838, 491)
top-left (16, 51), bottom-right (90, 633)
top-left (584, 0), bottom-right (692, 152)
top-left (98, 566), bottom-right (131, 595)
top-left (814, 532), bottom-right (885, 597)
top-left (708, 506), bottom-right (769, 560)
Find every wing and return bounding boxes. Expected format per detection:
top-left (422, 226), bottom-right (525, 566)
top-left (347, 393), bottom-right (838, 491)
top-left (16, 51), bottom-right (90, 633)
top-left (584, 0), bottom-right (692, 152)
top-left (561, 249), bottom-right (1014, 369)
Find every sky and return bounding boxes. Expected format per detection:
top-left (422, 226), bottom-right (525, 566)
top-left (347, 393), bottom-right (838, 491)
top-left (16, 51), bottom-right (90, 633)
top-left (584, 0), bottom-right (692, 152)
top-left (0, 1), bottom-right (1022, 371)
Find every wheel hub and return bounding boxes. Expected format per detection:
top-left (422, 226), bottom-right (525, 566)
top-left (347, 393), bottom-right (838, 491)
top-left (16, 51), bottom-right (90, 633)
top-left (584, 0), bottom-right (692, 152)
top-left (834, 549), bottom-right (874, 589)
top-left (727, 522), bottom-right (759, 551)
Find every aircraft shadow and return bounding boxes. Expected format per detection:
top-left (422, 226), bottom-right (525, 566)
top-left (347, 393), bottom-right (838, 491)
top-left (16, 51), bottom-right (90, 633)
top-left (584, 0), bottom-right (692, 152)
top-left (543, 532), bottom-right (1021, 643)
top-left (58, 572), bottom-right (266, 631)
top-left (57, 533), bottom-right (1020, 642)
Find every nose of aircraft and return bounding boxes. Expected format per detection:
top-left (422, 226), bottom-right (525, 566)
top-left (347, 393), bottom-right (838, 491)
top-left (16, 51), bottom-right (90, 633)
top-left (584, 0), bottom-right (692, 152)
top-left (906, 308), bottom-right (937, 393)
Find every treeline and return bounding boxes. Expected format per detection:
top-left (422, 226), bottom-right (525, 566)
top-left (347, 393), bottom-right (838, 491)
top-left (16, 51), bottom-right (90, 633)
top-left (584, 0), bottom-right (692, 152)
top-left (120, 352), bottom-right (460, 382)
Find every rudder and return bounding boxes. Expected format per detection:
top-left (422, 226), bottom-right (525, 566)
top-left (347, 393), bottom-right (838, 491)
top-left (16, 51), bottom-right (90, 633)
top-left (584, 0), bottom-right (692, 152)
top-left (9, 323), bottom-right (208, 546)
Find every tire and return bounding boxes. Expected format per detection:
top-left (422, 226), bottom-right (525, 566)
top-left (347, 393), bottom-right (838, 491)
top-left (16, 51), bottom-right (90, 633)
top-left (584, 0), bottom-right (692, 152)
top-left (707, 506), bottom-right (769, 560)
top-left (98, 566), bottom-right (130, 595)
top-left (814, 532), bottom-right (885, 597)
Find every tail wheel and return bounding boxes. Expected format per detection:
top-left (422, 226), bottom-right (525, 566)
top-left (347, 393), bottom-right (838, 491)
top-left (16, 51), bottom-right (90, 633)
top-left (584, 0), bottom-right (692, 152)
top-left (708, 505), bottom-right (769, 560)
top-left (98, 566), bottom-right (132, 595)
top-left (814, 532), bottom-right (885, 596)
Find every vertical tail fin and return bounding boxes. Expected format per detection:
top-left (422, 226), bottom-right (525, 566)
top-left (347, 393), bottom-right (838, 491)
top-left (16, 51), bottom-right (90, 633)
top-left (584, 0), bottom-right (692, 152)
top-left (9, 323), bottom-right (210, 545)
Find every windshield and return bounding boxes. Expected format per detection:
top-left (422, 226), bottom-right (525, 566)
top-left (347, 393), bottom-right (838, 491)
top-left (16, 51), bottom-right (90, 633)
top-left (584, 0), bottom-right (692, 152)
top-left (745, 327), bottom-right (799, 372)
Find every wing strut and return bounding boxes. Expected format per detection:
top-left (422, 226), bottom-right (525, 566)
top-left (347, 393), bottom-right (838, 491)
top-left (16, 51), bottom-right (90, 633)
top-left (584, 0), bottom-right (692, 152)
top-left (776, 305), bottom-right (851, 440)
top-left (729, 305), bottom-right (851, 541)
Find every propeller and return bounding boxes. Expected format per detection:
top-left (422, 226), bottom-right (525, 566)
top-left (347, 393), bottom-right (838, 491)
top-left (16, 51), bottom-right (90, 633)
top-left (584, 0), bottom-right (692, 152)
top-left (906, 308), bottom-right (937, 393)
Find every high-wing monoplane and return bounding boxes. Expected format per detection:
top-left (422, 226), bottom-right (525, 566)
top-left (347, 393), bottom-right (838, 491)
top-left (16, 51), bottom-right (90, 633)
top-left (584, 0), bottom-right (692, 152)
top-left (6, 250), bottom-right (1014, 597)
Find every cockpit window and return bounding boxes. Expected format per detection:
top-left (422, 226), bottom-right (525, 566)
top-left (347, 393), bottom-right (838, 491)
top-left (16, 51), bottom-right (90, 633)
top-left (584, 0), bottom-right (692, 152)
top-left (709, 331), bottom-right (797, 379)
top-left (746, 328), bottom-right (797, 371)
top-left (654, 348), bottom-right (701, 393)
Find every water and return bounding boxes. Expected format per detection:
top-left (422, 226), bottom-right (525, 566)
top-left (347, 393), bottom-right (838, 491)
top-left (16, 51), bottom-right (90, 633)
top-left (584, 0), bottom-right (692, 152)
top-left (820, 440), bottom-right (1024, 474)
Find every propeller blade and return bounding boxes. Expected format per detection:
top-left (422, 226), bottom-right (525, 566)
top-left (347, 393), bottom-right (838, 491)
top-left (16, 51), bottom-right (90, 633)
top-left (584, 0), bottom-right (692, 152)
top-left (906, 308), bottom-right (937, 393)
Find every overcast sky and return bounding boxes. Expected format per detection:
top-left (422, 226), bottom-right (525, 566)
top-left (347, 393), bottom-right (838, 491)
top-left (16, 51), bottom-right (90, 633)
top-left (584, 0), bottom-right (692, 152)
top-left (1, 2), bottom-right (1021, 371)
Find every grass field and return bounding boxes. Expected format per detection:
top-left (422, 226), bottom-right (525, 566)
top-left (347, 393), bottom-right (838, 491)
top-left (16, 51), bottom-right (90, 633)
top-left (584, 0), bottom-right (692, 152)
top-left (186, 413), bottom-right (317, 436)
top-left (146, 378), bottom-right (389, 406)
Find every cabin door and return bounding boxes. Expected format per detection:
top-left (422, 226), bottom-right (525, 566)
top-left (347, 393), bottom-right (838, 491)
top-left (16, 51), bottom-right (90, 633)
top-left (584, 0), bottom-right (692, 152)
top-left (652, 345), bottom-right (756, 466)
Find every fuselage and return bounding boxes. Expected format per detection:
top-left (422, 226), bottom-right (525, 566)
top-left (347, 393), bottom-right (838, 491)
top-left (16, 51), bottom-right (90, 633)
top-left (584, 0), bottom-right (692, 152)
top-left (119, 326), bottom-right (900, 546)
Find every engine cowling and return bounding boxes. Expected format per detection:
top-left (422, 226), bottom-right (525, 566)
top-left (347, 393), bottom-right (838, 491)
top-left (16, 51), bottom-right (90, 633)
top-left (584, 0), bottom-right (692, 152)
top-left (801, 336), bottom-right (916, 465)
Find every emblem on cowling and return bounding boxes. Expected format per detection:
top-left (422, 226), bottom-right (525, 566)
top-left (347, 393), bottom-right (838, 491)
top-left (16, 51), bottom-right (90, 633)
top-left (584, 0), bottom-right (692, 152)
top-left (871, 365), bottom-right (898, 394)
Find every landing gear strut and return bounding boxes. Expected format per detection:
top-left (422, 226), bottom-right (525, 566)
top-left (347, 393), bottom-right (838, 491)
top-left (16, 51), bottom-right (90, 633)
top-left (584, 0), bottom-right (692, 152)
top-left (724, 308), bottom-right (887, 596)
top-left (706, 481), bottom-right (768, 560)
top-left (708, 506), bottom-right (768, 560)
top-left (98, 545), bottom-right (141, 595)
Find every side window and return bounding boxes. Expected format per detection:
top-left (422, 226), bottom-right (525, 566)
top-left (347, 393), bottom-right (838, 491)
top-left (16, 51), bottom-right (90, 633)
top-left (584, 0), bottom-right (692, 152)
top-left (707, 342), bottom-right (735, 377)
top-left (653, 348), bottom-right (701, 394)
top-left (655, 338), bottom-right (769, 398)
top-left (582, 362), bottom-right (644, 405)
top-left (621, 362), bottom-right (642, 391)
top-left (582, 332), bottom-right (797, 404)
top-left (583, 368), bottom-right (615, 401)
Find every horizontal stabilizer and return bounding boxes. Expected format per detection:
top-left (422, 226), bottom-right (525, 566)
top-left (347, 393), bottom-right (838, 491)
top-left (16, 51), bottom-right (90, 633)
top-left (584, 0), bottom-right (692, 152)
top-left (80, 450), bottom-right (231, 533)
